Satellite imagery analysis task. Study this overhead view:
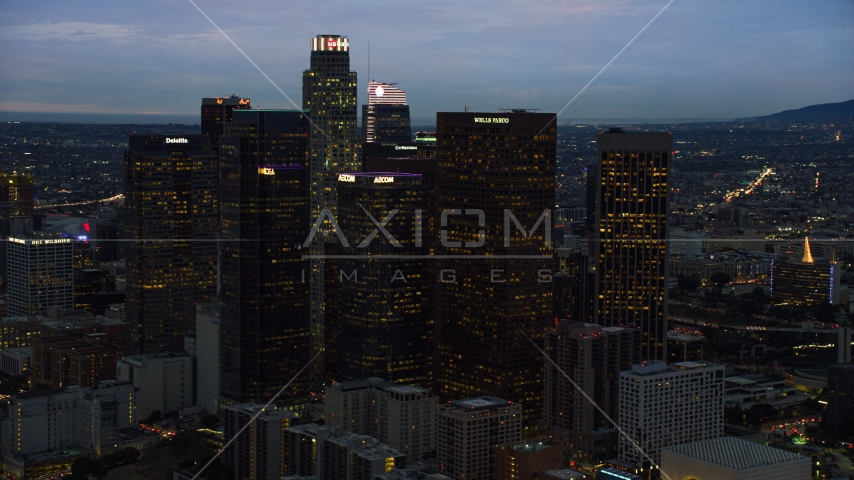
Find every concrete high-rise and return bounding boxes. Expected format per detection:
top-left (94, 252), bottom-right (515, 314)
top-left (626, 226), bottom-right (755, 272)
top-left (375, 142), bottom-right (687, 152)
top-left (363, 81), bottom-right (412, 143)
top-left (302, 35), bottom-right (360, 369)
top-left (435, 111), bottom-right (556, 432)
top-left (540, 320), bottom-right (641, 462)
top-left (591, 130), bottom-right (672, 361)
top-left (218, 110), bottom-right (311, 410)
top-left (124, 135), bottom-right (218, 353)
top-left (200, 95), bottom-right (250, 149)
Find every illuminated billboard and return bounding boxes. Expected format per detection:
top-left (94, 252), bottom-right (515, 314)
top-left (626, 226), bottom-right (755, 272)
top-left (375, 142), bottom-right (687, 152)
top-left (311, 35), bottom-right (349, 52)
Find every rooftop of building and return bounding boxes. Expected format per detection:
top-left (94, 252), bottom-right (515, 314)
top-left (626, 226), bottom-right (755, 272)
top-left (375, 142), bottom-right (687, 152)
top-left (329, 377), bottom-right (433, 397)
top-left (627, 360), bottom-right (720, 376)
top-left (120, 351), bottom-right (190, 365)
top-left (227, 403), bottom-right (300, 419)
top-left (666, 331), bottom-right (705, 342)
top-left (450, 396), bottom-right (511, 410)
top-left (662, 437), bottom-right (805, 470)
top-left (541, 469), bottom-right (589, 479)
top-left (498, 440), bottom-right (559, 454)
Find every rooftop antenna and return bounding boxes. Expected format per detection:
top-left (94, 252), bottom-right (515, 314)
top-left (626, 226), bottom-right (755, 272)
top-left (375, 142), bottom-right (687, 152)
top-left (465, 104), bottom-right (470, 112)
top-left (367, 39), bottom-right (371, 93)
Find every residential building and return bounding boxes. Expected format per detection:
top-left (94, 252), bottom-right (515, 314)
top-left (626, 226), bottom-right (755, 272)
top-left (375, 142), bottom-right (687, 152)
top-left (618, 361), bottom-right (724, 470)
top-left (540, 320), bottom-right (640, 462)
top-left (437, 396), bottom-right (523, 480)
top-left (283, 424), bottom-right (405, 479)
top-left (222, 404), bottom-right (301, 480)
top-left (325, 377), bottom-right (437, 463)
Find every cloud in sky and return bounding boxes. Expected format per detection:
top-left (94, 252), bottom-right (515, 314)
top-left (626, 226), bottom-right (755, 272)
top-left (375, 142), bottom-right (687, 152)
top-left (0, 0), bottom-right (852, 120)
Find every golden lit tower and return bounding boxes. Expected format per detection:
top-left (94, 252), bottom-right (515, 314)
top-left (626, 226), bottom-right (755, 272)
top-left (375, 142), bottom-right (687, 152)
top-left (592, 129), bottom-right (672, 361)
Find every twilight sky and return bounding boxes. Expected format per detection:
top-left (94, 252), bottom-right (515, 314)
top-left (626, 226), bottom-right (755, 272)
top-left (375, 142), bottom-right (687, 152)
top-left (1, 0), bottom-right (852, 121)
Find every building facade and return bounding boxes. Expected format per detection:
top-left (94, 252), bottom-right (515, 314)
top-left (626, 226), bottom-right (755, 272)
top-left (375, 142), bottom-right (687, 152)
top-left (116, 351), bottom-right (193, 420)
top-left (540, 320), bottom-right (641, 462)
top-left (494, 440), bottom-right (565, 480)
top-left (436, 111), bottom-right (556, 431)
top-left (827, 363), bottom-right (854, 437)
top-left (124, 135), bottom-right (218, 353)
top-left (591, 130), bottom-right (672, 362)
top-left (222, 404), bottom-right (300, 480)
top-left (6, 236), bottom-right (74, 316)
top-left (200, 95), bottom-right (250, 150)
top-left (660, 437), bottom-right (810, 480)
top-left (324, 377), bottom-right (438, 463)
top-left (302, 35), bottom-right (361, 367)
top-left (618, 361), bottom-right (724, 470)
top-left (770, 254), bottom-right (840, 306)
top-left (362, 82), bottom-right (412, 143)
top-left (218, 110), bottom-right (311, 409)
top-left (437, 396), bottom-right (523, 480)
top-left (336, 172), bottom-right (430, 385)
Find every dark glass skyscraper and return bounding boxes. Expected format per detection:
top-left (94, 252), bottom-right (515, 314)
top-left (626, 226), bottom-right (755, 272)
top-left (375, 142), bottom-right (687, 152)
top-left (218, 110), bottom-right (311, 409)
top-left (591, 130), bottom-right (672, 361)
top-left (124, 135), bottom-right (218, 353)
top-left (436, 111), bottom-right (556, 432)
top-left (0, 172), bottom-right (35, 293)
top-left (362, 82), bottom-right (412, 143)
top-left (335, 172), bottom-right (429, 385)
top-left (302, 35), bottom-right (360, 368)
top-left (201, 95), bottom-right (250, 149)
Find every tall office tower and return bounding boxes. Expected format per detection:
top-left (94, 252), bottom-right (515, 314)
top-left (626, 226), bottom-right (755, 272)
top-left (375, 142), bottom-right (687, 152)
top-left (124, 135), bottom-right (218, 354)
top-left (436, 111), bottom-right (556, 432)
top-left (94, 207), bottom-right (119, 263)
top-left (540, 320), bottom-right (640, 462)
top-left (200, 95), bottom-right (250, 149)
top-left (218, 110), bottom-right (311, 409)
top-left (437, 396), bottom-right (523, 480)
top-left (363, 82), bottom-right (412, 143)
top-left (618, 361), bottom-right (724, 471)
top-left (336, 172), bottom-right (430, 385)
top-left (0, 172), bottom-right (35, 292)
top-left (592, 130), bottom-right (672, 361)
top-left (827, 363), bottom-right (854, 437)
top-left (222, 404), bottom-right (300, 480)
top-left (302, 35), bottom-right (360, 369)
top-left (584, 164), bottom-right (598, 236)
top-left (6, 235), bottom-right (74, 316)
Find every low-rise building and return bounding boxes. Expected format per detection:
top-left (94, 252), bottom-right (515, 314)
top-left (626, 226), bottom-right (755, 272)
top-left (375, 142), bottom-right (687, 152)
top-left (494, 440), bottom-right (564, 480)
top-left (116, 351), bottom-right (193, 419)
top-left (325, 377), bottom-right (438, 462)
top-left (660, 437), bottom-right (810, 480)
top-left (0, 346), bottom-right (31, 376)
top-left (222, 403), bottom-right (300, 480)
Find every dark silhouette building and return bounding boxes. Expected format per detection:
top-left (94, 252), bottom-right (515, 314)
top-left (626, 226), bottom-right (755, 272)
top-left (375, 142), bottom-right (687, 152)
top-left (827, 363), bottom-right (854, 437)
top-left (335, 172), bottom-right (430, 385)
top-left (124, 135), bottom-right (219, 353)
top-left (201, 95), bottom-right (250, 149)
top-left (0, 172), bottom-right (35, 293)
top-left (218, 110), bottom-right (311, 410)
top-left (435, 111), bottom-right (556, 432)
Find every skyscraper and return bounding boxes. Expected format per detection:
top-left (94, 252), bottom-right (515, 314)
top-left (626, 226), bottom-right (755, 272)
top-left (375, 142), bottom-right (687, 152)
top-left (124, 135), bottom-right (218, 354)
top-left (302, 35), bottom-right (360, 368)
top-left (201, 95), bottom-right (250, 149)
top-left (335, 172), bottom-right (429, 385)
top-left (0, 172), bottom-right (35, 293)
top-left (436, 111), bottom-right (556, 432)
top-left (592, 130), bottom-right (672, 361)
top-left (218, 110), bottom-right (311, 409)
top-left (362, 82), bottom-right (412, 143)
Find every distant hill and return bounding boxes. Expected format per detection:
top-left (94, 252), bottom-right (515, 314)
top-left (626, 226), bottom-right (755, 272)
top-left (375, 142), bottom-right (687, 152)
top-left (739, 99), bottom-right (854, 124)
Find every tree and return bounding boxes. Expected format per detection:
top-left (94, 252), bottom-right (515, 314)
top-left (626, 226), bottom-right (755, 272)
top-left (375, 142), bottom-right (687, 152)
top-left (147, 410), bottom-right (163, 424)
top-left (678, 273), bottom-right (702, 295)
top-left (199, 414), bottom-right (221, 429)
top-left (725, 405), bottom-right (745, 425)
top-left (71, 457), bottom-right (103, 478)
top-left (710, 272), bottom-right (733, 295)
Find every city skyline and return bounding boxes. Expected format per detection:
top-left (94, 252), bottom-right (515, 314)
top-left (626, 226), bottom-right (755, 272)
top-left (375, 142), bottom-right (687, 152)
top-left (1, 0), bottom-right (853, 121)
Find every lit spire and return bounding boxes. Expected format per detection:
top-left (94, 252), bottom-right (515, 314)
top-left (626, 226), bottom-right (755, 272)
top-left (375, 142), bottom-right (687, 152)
top-left (802, 237), bottom-right (814, 263)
